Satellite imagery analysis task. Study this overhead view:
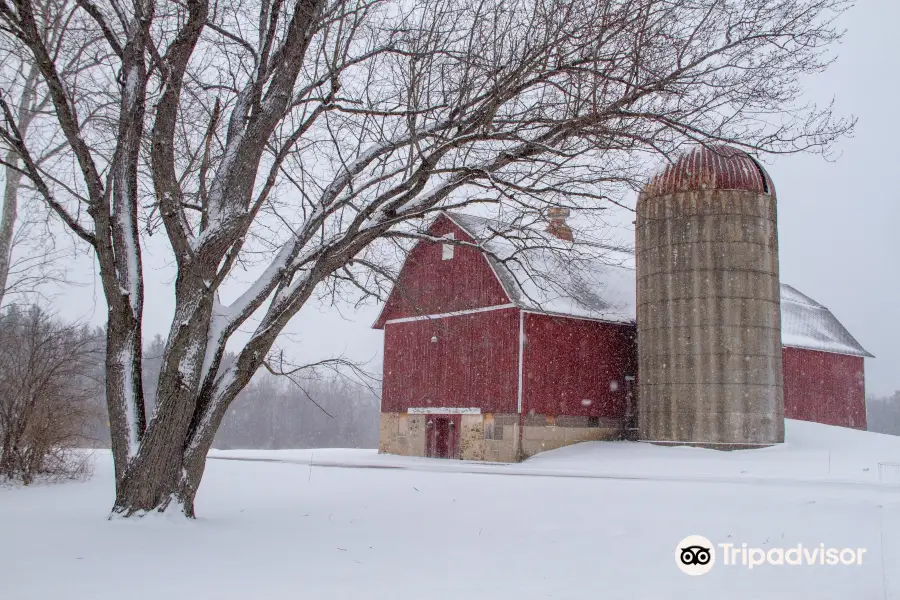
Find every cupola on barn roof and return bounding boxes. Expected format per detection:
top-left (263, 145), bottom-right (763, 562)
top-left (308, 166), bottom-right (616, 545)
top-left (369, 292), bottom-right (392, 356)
top-left (643, 144), bottom-right (775, 198)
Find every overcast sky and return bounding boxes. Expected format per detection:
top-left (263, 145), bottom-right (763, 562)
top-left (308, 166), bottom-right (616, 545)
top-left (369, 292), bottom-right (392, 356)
top-left (52, 0), bottom-right (899, 398)
top-left (765, 0), bottom-right (900, 397)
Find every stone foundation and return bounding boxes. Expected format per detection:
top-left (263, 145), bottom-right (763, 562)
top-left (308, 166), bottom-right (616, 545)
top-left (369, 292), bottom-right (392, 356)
top-left (480, 414), bottom-right (520, 463)
top-left (520, 414), bottom-right (622, 458)
top-left (379, 412), bottom-right (623, 462)
top-left (378, 413), bottom-right (426, 456)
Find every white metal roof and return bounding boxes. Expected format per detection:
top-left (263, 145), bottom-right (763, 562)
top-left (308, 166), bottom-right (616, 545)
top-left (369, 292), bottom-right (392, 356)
top-left (779, 284), bottom-right (873, 357)
top-left (445, 212), bottom-right (636, 324)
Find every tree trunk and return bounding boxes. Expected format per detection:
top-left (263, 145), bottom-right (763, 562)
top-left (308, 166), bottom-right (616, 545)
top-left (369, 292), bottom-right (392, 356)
top-left (0, 65), bottom-right (38, 307)
top-left (113, 474), bottom-right (200, 518)
top-left (0, 148), bottom-right (21, 307)
top-left (109, 408), bottom-right (219, 518)
top-left (109, 357), bottom-right (224, 517)
top-left (106, 275), bottom-right (217, 517)
top-left (108, 376), bottom-right (205, 518)
top-left (111, 431), bottom-right (204, 518)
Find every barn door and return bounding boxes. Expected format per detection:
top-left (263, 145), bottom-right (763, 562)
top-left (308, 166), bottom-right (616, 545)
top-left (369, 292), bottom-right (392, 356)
top-left (426, 415), bottom-right (460, 459)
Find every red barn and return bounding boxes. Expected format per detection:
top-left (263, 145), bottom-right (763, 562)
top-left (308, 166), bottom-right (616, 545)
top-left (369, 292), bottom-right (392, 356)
top-left (780, 284), bottom-right (872, 429)
top-left (374, 212), bottom-right (638, 461)
top-left (375, 211), bottom-right (872, 461)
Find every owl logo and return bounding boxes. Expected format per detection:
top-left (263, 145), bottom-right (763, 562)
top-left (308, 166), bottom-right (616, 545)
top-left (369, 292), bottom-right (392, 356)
top-left (675, 536), bottom-right (716, 575)
top-left (680, 545), bottom-right (712, 566)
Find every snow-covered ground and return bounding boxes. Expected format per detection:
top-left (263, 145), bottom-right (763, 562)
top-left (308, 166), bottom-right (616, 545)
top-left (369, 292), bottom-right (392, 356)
top-left (2, 420), bottom-right (899, 599)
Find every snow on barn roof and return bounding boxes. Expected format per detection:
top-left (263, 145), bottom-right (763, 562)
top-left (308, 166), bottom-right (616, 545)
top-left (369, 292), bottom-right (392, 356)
top-left (780, 284), bottom-right (873, 358)
top-left (444, 211), bottom-right (637, 324)
top-left (442, 211), bottom-right (872, 357)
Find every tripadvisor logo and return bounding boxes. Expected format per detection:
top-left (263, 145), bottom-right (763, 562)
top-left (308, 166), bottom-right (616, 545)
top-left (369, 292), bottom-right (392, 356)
top-left (676, 535), bottom-right (715, 576)
top-left (675, 535), bottom-right (867, 575)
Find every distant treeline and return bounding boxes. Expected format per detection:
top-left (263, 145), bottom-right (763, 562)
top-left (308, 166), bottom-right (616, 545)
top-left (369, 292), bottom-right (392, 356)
top-left (211, 375), bottom-right (379, 450)
top-left (40, 323), bottom-right (380, 452)
top-left (142, 335), bottom-right (380, 450)
top-left (867, 393), bottom-right (900, 436)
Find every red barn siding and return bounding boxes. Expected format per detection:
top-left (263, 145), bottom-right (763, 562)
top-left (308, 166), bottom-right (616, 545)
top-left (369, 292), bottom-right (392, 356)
top-left (522, 313), bottom-right (638, 418)
top-left (782, 347), bottom-right (867, 429)
top-left (381, 308), bottom-right (519, 413)
top-left (374, 216), bottom-right (509, 327)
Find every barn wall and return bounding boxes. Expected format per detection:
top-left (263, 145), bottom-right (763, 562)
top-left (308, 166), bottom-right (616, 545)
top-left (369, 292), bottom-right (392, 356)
top-left (782, 347), bottom-right (867, 429)
top-left (522, 313), bottom-right (638, 418)
top-left (381, 308), bottom-right (519, 413)
top-left (519, 314), bottom-right (638, 457)
top-left (374, 215), bottom-right (510, 327)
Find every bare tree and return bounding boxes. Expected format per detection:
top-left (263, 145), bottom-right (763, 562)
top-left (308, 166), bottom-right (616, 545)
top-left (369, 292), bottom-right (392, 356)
top-left (0, 305), bottom-right (102, 483)
top-left (0, 70), bottom-right (35, 307)
top-left (0, 0), bottom-right (854, 516)
top-left (0, 0), bottom-right (85, 306)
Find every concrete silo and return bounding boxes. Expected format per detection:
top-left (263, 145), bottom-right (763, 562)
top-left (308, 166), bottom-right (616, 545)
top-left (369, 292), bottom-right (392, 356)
top-left (636, 145), bottom-right (784, 446)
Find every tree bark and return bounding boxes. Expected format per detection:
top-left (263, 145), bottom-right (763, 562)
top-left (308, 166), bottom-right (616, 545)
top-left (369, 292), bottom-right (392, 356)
top-left (111, 437), bottom-right (201, 517)
top-left (110, 382), bottom-right (226, 517)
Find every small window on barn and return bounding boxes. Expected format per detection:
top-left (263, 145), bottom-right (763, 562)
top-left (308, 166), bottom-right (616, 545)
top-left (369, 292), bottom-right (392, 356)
top-left (442, 233), bottom-right (454, 260)
top-left (484, 423), bottom-right (503, 441)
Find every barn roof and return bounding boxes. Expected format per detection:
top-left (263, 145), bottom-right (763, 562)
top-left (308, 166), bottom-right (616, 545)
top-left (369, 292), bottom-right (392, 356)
top-left (444, 211), bottom-right (636, 324)
top-left (442, 211), bottom-right (872, 358)
top-left (780, 284), bottom-right (873, 357)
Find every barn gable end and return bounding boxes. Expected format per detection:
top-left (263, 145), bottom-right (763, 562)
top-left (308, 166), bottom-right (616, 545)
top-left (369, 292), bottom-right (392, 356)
top-left (373, 215), bottom-right (512, 329)
top-left (377, 214), bottom-right (522, 461)
top-left (782, 348), bottom-right (866, 429)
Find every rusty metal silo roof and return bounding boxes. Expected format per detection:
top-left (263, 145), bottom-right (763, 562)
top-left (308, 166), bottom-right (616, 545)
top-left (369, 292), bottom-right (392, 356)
top-left (643, 144), bottom-right (775, 197)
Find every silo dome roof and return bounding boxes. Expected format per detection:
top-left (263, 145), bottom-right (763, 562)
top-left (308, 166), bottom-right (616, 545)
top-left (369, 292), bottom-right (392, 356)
top-left (643, 144), bottom-right (774, 197)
